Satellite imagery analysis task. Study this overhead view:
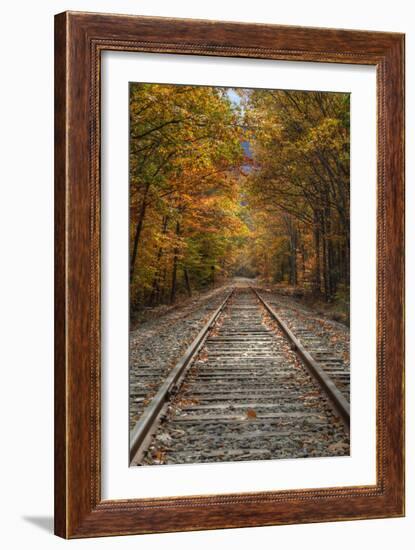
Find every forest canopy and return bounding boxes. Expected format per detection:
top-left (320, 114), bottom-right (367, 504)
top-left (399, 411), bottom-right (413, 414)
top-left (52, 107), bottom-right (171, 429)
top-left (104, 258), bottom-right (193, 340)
top-left (129, 83), bottom-right (350, 314)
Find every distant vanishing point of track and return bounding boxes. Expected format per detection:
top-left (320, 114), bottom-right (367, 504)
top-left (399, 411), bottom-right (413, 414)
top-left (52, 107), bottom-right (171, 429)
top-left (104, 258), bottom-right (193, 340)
top-left (130, 286), bottom-right (350, 466)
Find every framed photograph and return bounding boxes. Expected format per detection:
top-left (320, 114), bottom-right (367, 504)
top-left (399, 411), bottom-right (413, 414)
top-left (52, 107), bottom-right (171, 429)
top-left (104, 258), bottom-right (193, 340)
top-left (54, 11), bottom-right (405, 538)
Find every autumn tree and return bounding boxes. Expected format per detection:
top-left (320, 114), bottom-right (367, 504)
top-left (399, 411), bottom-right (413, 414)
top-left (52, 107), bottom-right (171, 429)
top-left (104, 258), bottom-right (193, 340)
top-left (242, 89), bottom-right (350, 301)
top-left (129, 84), bottom-right (246, 311)
top-left (129, 83), bottom-right (350, 316)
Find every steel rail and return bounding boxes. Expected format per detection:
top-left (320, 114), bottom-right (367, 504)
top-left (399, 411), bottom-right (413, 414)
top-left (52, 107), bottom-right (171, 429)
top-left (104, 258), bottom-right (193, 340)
top-left (252, 287), bottom-right (350, 430)
top-left (129, 288), bottom-right (234, 465)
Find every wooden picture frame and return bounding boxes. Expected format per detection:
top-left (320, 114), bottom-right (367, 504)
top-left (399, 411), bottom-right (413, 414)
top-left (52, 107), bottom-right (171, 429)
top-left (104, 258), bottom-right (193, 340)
top-left (54, 11), bottom-right (405, 538)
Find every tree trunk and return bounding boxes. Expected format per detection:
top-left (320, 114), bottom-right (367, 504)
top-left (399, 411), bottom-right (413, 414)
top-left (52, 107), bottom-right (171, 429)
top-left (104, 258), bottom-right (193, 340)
top-left (290, 226), bottom-right (297, 286)
top-left (148, 216), bottom-right (169, 306)
top-left (321, 214), bottom-right (329, 300)
top-left (313, 214), bottom-right (321, 295)
top-left (184, 267), bottom-right (192, 297)
top-left (160, 266), bottom-right (167, 304)
top-left (130, 182), bottom-right (150, 283)
top-left (321, 207), bottom-right (333, 302)
top-left (170, 220), bottom-right (181, 304)
top-left (300, 239), bottom-right (306, 285)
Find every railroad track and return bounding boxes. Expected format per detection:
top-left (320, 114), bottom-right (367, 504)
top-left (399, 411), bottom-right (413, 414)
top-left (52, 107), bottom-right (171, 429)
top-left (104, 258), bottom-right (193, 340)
top-left (255, 292), bottom-right (350, 401)
top-left (130, 286), bottom-right (350, 466)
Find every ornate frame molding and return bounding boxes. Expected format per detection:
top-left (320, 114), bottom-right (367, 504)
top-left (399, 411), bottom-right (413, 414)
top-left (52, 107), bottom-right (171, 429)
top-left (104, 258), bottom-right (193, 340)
top-left (55, 11), bottom-right (404, 538)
